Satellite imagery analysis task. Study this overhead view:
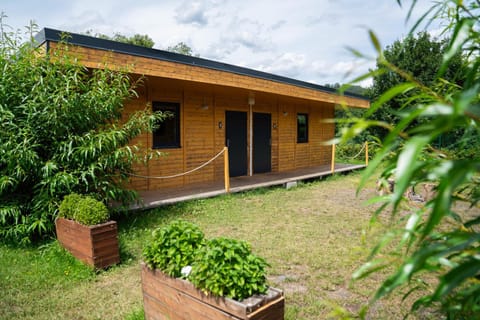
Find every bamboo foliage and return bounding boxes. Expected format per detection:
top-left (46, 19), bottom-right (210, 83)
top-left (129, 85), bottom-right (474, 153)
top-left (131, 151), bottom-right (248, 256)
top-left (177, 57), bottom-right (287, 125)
top-left (344, 1), bottom-right (480, 318)
top-left (0, 19), bottom-right (164, 243)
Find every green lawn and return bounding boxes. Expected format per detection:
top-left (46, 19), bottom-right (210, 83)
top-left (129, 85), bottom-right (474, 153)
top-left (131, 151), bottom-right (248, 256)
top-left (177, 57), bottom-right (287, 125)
top-left (0, 172), bottom-right (433, 319)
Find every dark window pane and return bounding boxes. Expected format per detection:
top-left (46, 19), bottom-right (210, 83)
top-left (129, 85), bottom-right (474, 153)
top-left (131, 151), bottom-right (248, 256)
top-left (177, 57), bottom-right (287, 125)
top-left (297, 113), bottom-right (308, 143)
top-left (152, 102), bottom-right (180, 148)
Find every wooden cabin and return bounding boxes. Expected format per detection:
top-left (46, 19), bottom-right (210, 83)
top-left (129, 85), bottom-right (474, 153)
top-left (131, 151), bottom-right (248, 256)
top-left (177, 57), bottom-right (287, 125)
top-left (35, 28), bottom-right (369, 193)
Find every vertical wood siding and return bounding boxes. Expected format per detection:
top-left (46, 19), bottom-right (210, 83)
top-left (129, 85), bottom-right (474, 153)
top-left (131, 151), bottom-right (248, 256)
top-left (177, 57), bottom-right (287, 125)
top-left (126, 79), bottom-right (337, 191)
top-left (45, 44), bottom-right (354, 191)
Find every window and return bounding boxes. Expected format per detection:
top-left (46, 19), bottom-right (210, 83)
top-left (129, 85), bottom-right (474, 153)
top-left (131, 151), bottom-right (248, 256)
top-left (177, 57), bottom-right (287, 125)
top-left (297, 113), bottom-right (308, 143)
top-left (152, 101), bottom-right (180, 148)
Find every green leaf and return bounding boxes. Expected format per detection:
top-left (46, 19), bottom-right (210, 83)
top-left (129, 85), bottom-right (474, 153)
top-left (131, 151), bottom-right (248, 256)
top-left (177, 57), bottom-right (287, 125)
top-left (392, 135), bottom-right (431, 206)
top-left (465, 104), bottom-right (480, 122)
top-left (432, 257), bottom-right (480, 301)
top-left (440, 18), bottom-right (473, 76)
top-left (374, 243), bottom-right (445, 300)
top-left (366, 82), bottom-right (417, 118)
top-left (369, 30), bottom-right (382, 55)
top-left (352, 259), bottom-right (393, 281)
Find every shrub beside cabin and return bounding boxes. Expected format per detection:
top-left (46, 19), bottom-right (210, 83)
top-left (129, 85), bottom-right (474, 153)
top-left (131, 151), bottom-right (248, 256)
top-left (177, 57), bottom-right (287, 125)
top-left (35, 28), bottom-right (369, 193)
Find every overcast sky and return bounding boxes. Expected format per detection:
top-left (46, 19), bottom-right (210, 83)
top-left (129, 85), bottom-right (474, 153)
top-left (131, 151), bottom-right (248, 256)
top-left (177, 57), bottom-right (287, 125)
top-left (1, 0), bottom-right (434, 86)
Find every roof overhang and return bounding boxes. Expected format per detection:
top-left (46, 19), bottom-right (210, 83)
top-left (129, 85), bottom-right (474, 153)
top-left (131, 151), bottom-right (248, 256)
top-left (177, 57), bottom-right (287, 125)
top-left (34, 28), bottom-right (370, 109)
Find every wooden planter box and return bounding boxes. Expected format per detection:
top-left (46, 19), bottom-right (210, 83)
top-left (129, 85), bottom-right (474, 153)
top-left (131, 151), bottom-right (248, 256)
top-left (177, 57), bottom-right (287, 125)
top-left (141, 263), bottom-right (284, 320)
top-left (55, 218), bottom-right (120, 269)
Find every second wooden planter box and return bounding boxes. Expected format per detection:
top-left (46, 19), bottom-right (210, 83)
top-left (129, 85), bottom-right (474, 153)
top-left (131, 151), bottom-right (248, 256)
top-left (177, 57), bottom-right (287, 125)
top-left (55, 217), bottom-right (120, 269)
top-left (141, 263), bottom-right (284, 320)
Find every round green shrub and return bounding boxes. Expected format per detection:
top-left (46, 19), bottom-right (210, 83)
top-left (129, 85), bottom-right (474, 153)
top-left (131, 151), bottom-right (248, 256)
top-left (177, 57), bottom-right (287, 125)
top-left (58, 193), bottom-right (109, 226)
top-left (58, 193), bottom-right (83, 220)
top-left (142, 220), bottom-right (205, 277)
top-left (189, 237), bottom-right (269, 301)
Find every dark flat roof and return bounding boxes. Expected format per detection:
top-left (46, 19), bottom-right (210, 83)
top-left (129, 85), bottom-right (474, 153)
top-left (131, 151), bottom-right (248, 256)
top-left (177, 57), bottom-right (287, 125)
top-left (34, 28), bottom-right (369, 101)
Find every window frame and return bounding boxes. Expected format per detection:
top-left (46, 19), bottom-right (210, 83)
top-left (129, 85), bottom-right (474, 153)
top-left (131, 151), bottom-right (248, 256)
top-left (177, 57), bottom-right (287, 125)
top-left (152, 101), bottom-right (181, 149)
top-left (297, 113), bottom-right (309, 143)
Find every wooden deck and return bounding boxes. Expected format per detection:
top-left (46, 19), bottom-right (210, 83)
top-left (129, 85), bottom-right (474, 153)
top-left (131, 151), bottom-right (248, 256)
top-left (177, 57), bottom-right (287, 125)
top-left (133, 163), bottom-right (365, 210)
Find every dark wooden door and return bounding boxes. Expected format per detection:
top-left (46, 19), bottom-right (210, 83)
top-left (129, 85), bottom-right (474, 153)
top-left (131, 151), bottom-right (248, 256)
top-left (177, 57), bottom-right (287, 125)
top-left (225, 111), bottom-right (248, 177)
top-left (253, 112), bottom-right (272, 174)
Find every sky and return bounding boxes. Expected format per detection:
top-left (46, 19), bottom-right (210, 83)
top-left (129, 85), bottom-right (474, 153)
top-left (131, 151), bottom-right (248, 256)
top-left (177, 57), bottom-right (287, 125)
top-left (1, 0), bottom-right (435, 87)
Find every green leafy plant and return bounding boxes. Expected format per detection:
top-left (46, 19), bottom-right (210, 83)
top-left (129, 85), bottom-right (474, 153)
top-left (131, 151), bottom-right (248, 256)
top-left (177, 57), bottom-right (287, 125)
top-left (142, 220), bottom-right (205, 277)
top-left (0, 17), bottom-right (165, 243)
top-left (189, 237), bottom-right (269, 301)
top-left (341, 1), bottom-right (480, 318)
top-left (58, 194), bottom-right (109, 226)
top-left (142, 220), bottom-right (270, 301)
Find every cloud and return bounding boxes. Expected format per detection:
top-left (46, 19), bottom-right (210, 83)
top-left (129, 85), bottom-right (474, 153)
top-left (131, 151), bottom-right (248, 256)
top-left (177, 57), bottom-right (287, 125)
top-left (230, 17), bottom-right (273, 52)
top-left (202, 15), bottom-right (274, 60)
top-left (256, 52), bottom-right (307, 79)
top-left (60, 10), bottom-right (109, 34)
top-left (311, 59), bottom-right (375, 85)
top-left (3, 0), bottom-right (431, 88)
top-left (174, 0), bottom-right (224, 27)
top-left (270, 20), bottom-right (287, 31)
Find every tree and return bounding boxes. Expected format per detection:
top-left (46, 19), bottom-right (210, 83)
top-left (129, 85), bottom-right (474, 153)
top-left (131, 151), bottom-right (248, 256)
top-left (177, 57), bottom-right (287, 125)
top-left (367, 32), bottom-right (465, 141)
top-left (84, 30), bottom-right (198, 57)
top-left (342, 1), bottom-right (480, 318)
top-left (324, 83), bottom-right (369, 144)
top-left (166, 42), bottom-right (198, 56)
top-left (85, 30), bottom-right (155, 48)
top-left (0, 20), bottom-right (163, 243)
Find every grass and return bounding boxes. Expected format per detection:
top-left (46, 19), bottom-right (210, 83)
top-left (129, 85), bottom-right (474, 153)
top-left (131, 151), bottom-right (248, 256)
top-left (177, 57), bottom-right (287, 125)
top-left (2, 171), bottom-right (467, 319)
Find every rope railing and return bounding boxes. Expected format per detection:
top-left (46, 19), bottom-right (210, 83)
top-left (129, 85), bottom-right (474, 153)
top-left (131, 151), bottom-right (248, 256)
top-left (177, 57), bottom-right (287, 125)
top-left (127, 147), bottom-right (231, 192)
top-left (342, 142), bottom-right (367, 160)
top-left (331, 141), bottom-right (369, 173)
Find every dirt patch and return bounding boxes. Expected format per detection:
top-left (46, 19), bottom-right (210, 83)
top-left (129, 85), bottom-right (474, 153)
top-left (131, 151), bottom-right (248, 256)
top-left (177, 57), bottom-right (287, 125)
top-left (269, 274), bottom-right (308, 294)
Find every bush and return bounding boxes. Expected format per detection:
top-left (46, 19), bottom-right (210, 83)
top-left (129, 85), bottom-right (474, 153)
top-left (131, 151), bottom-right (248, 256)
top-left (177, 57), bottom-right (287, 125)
top-left (143, 220), bottom-right (270, 301)
top-left (189, 237), bottom-right (269, 301)
top-left (57, 194), bottom-right (83, 220)
top-left (345, 1), bottom-right (480, 317)
top-left (142, 220), bottom-right (205, 277)
top-left (336, 142), bottom-right (366, 162)
top-left (0, 20), bottom-right (165, 243)
top-left (58, 194), bottom-right (109, 226)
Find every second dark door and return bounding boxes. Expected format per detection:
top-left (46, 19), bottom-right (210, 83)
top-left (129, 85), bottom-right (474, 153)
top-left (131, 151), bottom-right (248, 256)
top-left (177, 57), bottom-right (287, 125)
top-left (253, 112), bottom-right (272, 174)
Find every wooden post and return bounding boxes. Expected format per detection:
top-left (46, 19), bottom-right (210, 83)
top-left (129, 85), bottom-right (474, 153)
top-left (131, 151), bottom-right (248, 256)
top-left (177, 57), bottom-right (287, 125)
top-left (224, 147), bottom-right (230, 193)
top-left (365, 142), bottom-right (369, 166)
top-left (331, 144), bottom-right (336, 173)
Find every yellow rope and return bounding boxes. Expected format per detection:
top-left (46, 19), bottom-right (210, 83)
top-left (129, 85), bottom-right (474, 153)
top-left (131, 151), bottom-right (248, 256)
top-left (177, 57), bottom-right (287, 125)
top-left (341, 143), bottom-right (367, 160)
top-left (127, 148), bottom-right (226, 179)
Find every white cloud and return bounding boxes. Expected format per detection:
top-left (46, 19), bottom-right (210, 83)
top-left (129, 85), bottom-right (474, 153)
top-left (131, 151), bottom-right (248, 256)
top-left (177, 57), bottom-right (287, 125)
top-left (227, 16), bottom-right (272, 52)
top-left (256, 52), bottom-right (307, 78)
top-left (175, 1), bottom-right (209, 26)
top-left (313, 60), bottom-right (364, 79)
top-left (174, 0), bottom-right (224, 27)
top-left (2, 0), bottom-right (440, 87)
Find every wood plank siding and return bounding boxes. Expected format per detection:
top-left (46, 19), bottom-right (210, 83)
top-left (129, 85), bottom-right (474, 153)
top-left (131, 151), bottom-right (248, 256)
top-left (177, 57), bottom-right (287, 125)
top-left (46, 42), bottom-right (369, 108)
top-left (38, 29), bottom-right (369, 192)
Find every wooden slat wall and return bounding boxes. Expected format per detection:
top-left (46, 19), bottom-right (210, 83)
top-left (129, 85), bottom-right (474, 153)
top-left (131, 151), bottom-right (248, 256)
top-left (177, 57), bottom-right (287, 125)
top-left (125, 81), bottom-right (335, 191)
top-left (89, 75), bottom-right (336, 192)
top-left (121, 81), bottom-right (149, 191)
top-left (277, 100), bottom-right (335, 172)
top-left (48, 42), bottom-right (370, 109)
top-left (46, 43), bottom-right (345, 191)
top-left (145, 78), bottom-right (185, 190)
top-left (183, 91), bottom-right (215, 186)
